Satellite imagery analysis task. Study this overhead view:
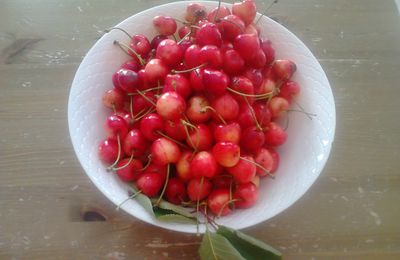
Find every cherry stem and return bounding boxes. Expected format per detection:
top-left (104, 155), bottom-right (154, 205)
top-left (293, 100), bottom-right (316, 120)
top-left (135, 107), bottom-right (155, 122)
top-left (135, 89), bottom-right (157, 107)
top-left (116, 190), bottom-right (142, 210)
top-left (286, 109), bottom-right (316, 120)
top-left (105, 27), bottom-right (132, 39)
top-left (244, 97), bottom-right (263, 131)
top-left (139, 155), bottom-right (152, 171)
top-left (112, 104), bottom-right (117, 114)
top-left (195, 176), bottom-right (204, 231)
top-left (108, 134), bottom-right (122, 170)
top-left (202, 106), bottom-right (227, 125)
top-left (284, 111), bottom-right (290, 131)
top-left (227, 87), bottom-right (273, 98)
top-left (129, 96), bottom-right (134, 119)
top-left (171, 63), bottom-right (207, 74)
top-left (213, 0), bottom-right (222, 22)
top-left (127, 86), bottom-right (163, 95)
top-left (177, 31), bottom-right (192, 44)
top-left (255, 0), bottom-right (279, 25)
top-left (181, 121), bottom-right (198, 154)
top-left (113, 40), bottom-right (145, 66)
top-left (109, 153), bottom-right (134, 171)
top-left (173, 18), bottom-right (190, 25)
top-left (217, 199), bottom-right (240, 218)
top-left (239, 156), bottom-right (275, 178)
top-left (155, 164), bottom-right (170, 206)
top-left (156, 130), bottom-right (188, 148)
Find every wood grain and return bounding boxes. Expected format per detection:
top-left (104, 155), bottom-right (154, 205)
top-left (1, 0), bottom-right (400, 259)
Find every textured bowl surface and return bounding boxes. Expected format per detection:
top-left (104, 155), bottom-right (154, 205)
top-left (68, 1), bottom-right (335, 233)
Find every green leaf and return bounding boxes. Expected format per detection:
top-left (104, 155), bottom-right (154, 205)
top-left (155, 199), bottom-right (196, 218)
top-left (129, 187), bottom-right (154, 215)
top-left (153, 206), bottom-right (196, 223)
top-left (157, 214), bottom-right (197, 224)
top-left (199, 230), bottom-right (246, 260)
top-left (216, 226), bottom-right (282, 260)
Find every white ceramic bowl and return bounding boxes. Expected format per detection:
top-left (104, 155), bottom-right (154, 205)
top-left (68, 1), bottom-right (335, 233)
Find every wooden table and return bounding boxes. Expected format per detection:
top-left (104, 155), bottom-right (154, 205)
top-left (1, 0), bottom-right (399, 259)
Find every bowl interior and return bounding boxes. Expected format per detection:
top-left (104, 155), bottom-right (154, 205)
top-left (68, 1), bottom-right (335, 233)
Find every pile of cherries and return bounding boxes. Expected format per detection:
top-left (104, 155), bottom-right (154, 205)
top-left (98, 0), bottom-right (300, 217)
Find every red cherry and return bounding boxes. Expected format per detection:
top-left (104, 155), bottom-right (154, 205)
top-left (129, 34), bottom-right (151, 58)
top-left (190, 151), bottom-right (218, 178)
top-left (264, 122), bottom-right (287, 146)
top-left (272, 59), bottom-right (297, 81)
top-left (199, 45), bottom-right (223, 69)
top-left (186, 124), bottom-right (213, 151)
top-left (156, 39), bottom-right (183, 67)
top-left (212, 142), bottom-right (240, 167)
top-left (223, 49), bottom-right (245, 75)
top-left (211, 93), bottom-right (240, 122)
top-left (254, 148), bottom-right (274, 177)
top-left (140, 113), bottom-right (164, 141)
top-left (203, 69), bottom-right (229, 97)
top-left (163, 74), bottom-right (191, 99)
top-left (187, 177), bottom-right (212, 201)
top-left (234, 182), bottom-right (259, 208)
top-left (186, 95), bottom-right (212, 123)
top-left (232, 0), bottom-right (257, 25)
top-left (267, 148), bottom-right (280, 173)
top-left (115, 158), bottom-right (143, 182)
top-left (123, 129), bottom-right (147, 157)
top-left (268, 97), bottom-right (290, 119)
top-left (240, 126), bottom-right (265, 153)
top-left (195, 22), bottom-right (222, 47)
top-left (98, 138), bottom-right (119, 164)
top-left (156, 91), bottom-right (186, 120)
top-left (207, 6), bottom-right (231, 22)
top-left (256, 77), bottom-right (276, 95)
top-left (184, 44), bottom-right (202, 68)
top-left (260, 39), bottom-right (275, 65)
top-left (136, 172), bottom-right (164, 197)
top-left (131, 91), bottom-right (156, 114)
top-left (144, 58), bottom-right (169, 84)
top-left (176, 150), bottom-right (194, 181)
top-left (227, 155), bottom-right (256, 184)
top-left (150, 35), bottom-right (168, 49)
top-left (212, 175), bottom-right (233, 189)
top-left (165, 178), bottom-right (187, 204)
top-left (151, 137), bottom-right (181, 166)
top-left (178, 26), bottom-right (191, 39)
top-left (214, 122), bottom-right (241, 144)
top-left (102, 88), bottom-right (125, 109)
top-left (143, 163), bottom-right (168, 182)
top-left (105, 115), bottom-right (129, 138)
top-left (207, 189), bottom-right (232, 216)
top-left (120, 59), bottom-right (141, 72)
top-left (165, 119), bottom-right (187, 141)
top-left (153, 15), bottom-right (177, 36)
top-left (253, 102), bottom-right (272, 128)
top-left (185, 3), bottom-right (207, 23)
top-left (243, 68), bottom-right (263, 89)
top-left (278, 80), bottom-right (300, 103)
top-left (230, 76), bottom-right (254, 105)
top-left (190, 68), bottom-right (205, 92)
top-left (113, 69), bottom-right (140, 93)
top-left (248, 48), bottom-right (266, 69)
top-left (233, 33), bottom-right (260, 62)
top-left (219, 15), bottom-right (245, 41)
